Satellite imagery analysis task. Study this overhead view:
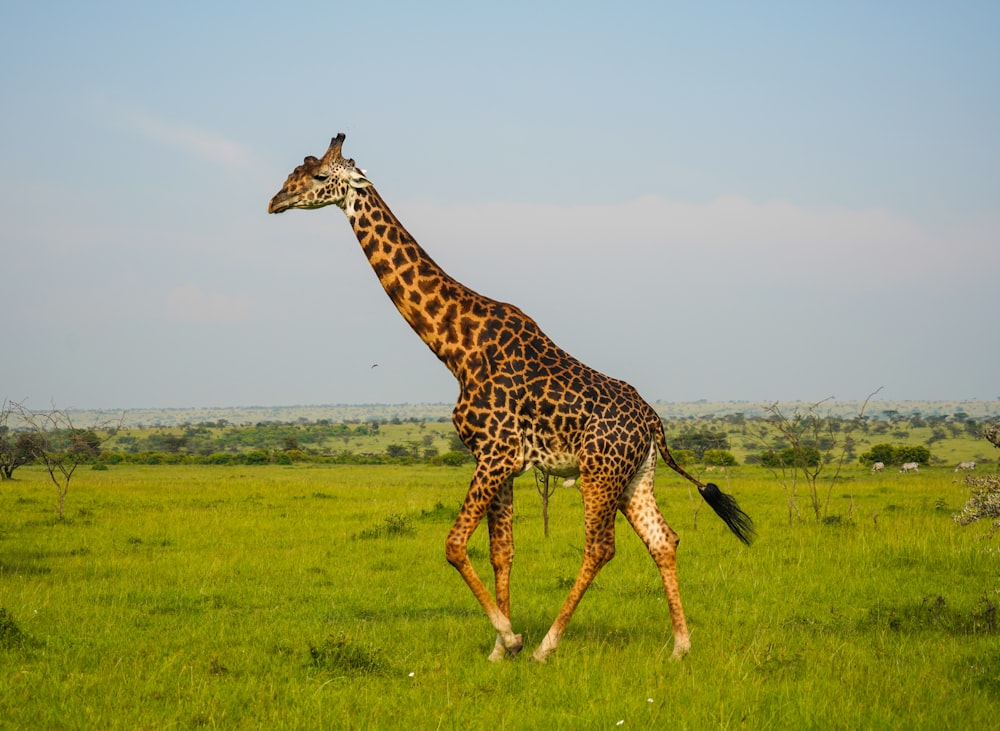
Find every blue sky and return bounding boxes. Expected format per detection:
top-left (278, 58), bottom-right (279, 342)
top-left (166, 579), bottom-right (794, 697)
top-left (2, 1), bottom-right (997, 411)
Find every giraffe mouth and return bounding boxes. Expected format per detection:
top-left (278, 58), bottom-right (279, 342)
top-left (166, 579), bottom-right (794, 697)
top-left (268, 194), bottom-right (293, 214)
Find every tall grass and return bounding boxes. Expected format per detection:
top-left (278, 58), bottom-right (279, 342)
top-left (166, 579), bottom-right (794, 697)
top-left (1, 463), bottom-right (997, 729)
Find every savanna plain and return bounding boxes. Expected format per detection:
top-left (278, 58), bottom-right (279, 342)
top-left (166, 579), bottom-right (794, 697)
top-left (2, 460), bottom-right (998, 730)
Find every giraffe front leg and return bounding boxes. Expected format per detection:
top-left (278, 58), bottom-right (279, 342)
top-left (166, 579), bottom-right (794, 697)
top-left (446, 470), bottom-right (522, 661)
top-left (486, 479), bottom-right (521, 661)
top-left (446, 525), bottom-right (523, 659)
top-left (446, 529), bottom-right (524, 661)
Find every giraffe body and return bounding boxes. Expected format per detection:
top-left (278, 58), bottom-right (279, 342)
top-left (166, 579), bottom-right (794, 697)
top-left (269, 134), bottom-right (753, 662)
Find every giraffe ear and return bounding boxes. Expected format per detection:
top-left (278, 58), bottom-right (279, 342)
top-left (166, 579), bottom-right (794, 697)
top-left (348, 167), bottom-right (372, 189)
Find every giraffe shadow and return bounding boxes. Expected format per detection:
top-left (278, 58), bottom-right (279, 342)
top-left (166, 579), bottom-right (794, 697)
top-left (0, 560), bottom-right (52, 576)
top-left (352, 605), bottom-right (481, 622)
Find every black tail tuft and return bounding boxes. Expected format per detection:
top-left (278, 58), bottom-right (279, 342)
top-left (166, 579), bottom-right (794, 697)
top-left (699, 482), bottom-right (755, 546)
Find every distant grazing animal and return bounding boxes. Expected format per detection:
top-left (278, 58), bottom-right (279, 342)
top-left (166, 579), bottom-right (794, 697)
top-left (900, 462), bottom-right (919, 473)
top-left (871, 461), bottom-right (885, 473)
top-left (955, 461), bottom-right (976, 472)
top-left (267, 133), bottom-right (754, 663)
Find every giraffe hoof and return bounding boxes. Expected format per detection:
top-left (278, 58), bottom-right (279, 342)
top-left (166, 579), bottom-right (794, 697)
top-left (530, 648), bottom-right (550, 664)
top-left (487, 633), bottom-right (523, 661)
top-left (669, 640), bottom-right (691, 661)
top-left (505, 633), bottom-right (524, 656)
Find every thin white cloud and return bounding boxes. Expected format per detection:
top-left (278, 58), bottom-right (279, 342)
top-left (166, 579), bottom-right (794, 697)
top-left (99, 100), bottom-right (250, 166)
top-left (399, 195), bottom-right (999, 289)
top-left (164, 284), bottom-right (252, 323)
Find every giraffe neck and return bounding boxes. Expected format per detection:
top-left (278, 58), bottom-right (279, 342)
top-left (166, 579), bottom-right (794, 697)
top-left (345, 186), bottom-right (489, 378)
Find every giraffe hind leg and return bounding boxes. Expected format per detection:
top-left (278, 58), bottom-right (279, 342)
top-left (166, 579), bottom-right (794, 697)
top-left (532, 483), bottom-right (619, 662)
top-left (619, 450), bottom-right (691, 659)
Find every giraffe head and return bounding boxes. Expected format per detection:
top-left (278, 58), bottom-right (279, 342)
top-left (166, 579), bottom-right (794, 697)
top-left (268, 133), bottom-right (371, 214)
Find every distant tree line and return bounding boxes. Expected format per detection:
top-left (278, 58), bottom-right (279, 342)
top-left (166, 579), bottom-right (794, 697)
top-left (115, 420), bottom-right (388, 456)
top-left (5, 403), bottom-right (998, 480)
top-left (92, 446), bottom-right (472, 468)
top-left (7, 398), bottom-right (997, 527)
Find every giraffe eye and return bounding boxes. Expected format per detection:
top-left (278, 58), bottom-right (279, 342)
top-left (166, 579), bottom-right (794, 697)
top-left (313, 174), bottom-right (329, 182)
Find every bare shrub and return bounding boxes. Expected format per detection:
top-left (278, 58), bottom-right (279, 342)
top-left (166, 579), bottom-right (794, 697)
top-left (954, 423), bottom-right (1000, 537)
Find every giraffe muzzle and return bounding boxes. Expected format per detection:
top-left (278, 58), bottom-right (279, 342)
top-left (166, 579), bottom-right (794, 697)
top-left (268, 192), bottom-right (293, 214)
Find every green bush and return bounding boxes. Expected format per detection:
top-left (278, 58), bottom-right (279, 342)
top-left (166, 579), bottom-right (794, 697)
top-left (432, 450), bottom-right (472, 467)
top-left (896, 445), bottom-right (931, 465)
top-left (760, 446), bottom-right (821, 468)
top-left (859, 444), bottom-right (932, 466)
top-left (242, 450), bottom-right (270, 465)
top-left (670, 449), bottom-right (697, 467)
top-left (703, 449), bottom-right (738, 466)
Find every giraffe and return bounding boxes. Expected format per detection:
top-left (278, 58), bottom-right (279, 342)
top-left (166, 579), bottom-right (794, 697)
top-left (268, 134), bottom-right (754, 662)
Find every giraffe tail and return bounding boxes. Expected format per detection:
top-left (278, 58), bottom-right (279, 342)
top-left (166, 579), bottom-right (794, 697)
top-left (695, 482), bottom-right (756, 546)
top-left (654, 423), bottom-right (756, 546)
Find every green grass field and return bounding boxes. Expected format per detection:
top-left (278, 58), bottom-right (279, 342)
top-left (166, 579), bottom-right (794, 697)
top-left (1, 463), bottom-right (998, 729)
